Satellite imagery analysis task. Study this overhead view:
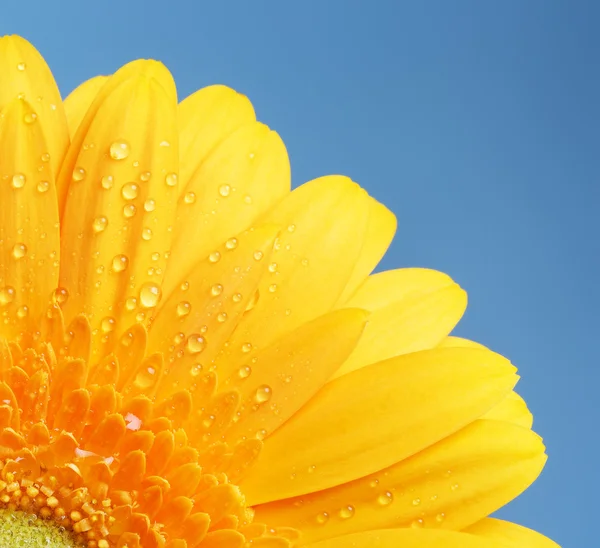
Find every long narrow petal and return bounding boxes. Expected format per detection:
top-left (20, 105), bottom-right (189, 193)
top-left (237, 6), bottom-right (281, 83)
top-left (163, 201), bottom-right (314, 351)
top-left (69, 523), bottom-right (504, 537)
top-left (335, 269), bottom-right (466, 378)
top-left (465, 518), bottom-right (560, 547)
top-left (0, 35), bottom-right (69, 178)
top-left (179, 85), bottom-right (256, 189)
top-left (0, 98), bottom-right (60, 335)
top-left (304, 528), bottom-right (506, 548)
top-left (222, 308), bottom-right (368, 443)
top-left (241, 347), bottom-right (517, 505)
top-left (213, 176), bottom-right (370, 372)
top-left (59, 61), bottom-right (178, 358)
top-left (64, 75), bottom-right (109, 138)
top-left (164, 121), bottom-right (290, 297)
top-left (254, 420), bottom-right (545, 544)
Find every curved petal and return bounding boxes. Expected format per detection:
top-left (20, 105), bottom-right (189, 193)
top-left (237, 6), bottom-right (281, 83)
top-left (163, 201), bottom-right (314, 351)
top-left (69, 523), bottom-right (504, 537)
top-left (163, 121), bottom-right (290, 297)
top-left (213, 176), bottom-right (370, 374)
top-left (59, 61), bottom-right (178, 358)
top-left (0, 35), bottom-right (69, 178)
top-left (64, 75), bottom-right (109, 138)
top-left (304, 528), bottom-right (506, 548)
top-left (179, 85), bottom-right (256, 189)
top-left (335, 269), bottom-right (467, 378)
top-left (465, 519), bottom-right (560, 547)
top-left (254, 420), bottom-right (545, 544)
top-left (0, 98), bottom-right (60, 335)
top-left (241, 347), bottom-right (517, 505)
top-left (482, 391), bottom-right (533, 429)
top-left (438, 336), bottom-right (487, 349)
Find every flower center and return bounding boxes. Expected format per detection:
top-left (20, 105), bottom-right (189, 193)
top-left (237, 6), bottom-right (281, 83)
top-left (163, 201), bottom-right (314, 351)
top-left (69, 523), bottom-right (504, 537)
top-left (0, 509), bottom-right (78, 547)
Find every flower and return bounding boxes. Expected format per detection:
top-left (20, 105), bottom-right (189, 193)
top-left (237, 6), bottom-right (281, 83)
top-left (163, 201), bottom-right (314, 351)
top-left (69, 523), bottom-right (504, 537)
top-left (0, 34), bottom-right (558, 548)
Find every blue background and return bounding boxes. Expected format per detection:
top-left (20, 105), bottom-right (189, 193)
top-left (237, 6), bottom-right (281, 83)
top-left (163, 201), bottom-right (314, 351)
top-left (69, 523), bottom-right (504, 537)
top-left (2, 1), bottom-right (597, 546)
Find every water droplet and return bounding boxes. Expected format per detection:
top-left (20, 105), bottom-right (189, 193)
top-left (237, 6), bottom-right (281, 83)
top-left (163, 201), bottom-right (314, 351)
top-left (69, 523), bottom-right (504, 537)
top-left (72, 167), bottom-right (86, 182)
top-left (176, 301), bottom-right (191, 317)
top-left (52, 287), bottom-right (69, 306)
top-left (16, 305), bottom-right (28, 319)
top-left (0, 286), bottom-right (16, 305)
top-left (92, 216), bottom-right (108, 233)
top-left (208, 251), bottom-right (221, 263)
top-left (99, 175), bottom-right (114, 190)
top-left (451, 484), bottom-right (459, 491)
top-left (268, 283), bottom-right (278, 293)
top-left (112, 254), bottom-right (129, 273)
top-left (225, 237), bottom-right (238, 250)
top-left (139, 282), bottom-right (162, 308)
top-left (17, 62), bottom-right (26, 71)
top-left (287, 224), bottom-right (296, 233)
top-left (184, 191), bottom-right (196, 204)
top-left (232, 292), bottom-right (243, 303)
top-left (121, 182), bottom-right (139, 200)
top-left (125, 297), bottom-right (137, 311)
top-left (186, 334), bottom-right (206, 354)
top-left (315, 512), bottom-right (329, 525)
top-left (142, 227), bottom-right (153, 241)
top-left (11, 173), bottom-right (25, 189)
top-left (217, 312), bottom-right (227, 323)
top-left (411, 519), bottom-right (424, 529)
top-left (101, 316), bottom-right (116, 333)
top-left (255, 428), bottom-right (267, 440)
top-left (180, 281), bottom-right (190, 291)
top-left (268, 262), bottom-right (278, 273)
top-left (219, 184), bottom-right (231, 197)
top-left (253, 250), bottom-right (263, 261)
top-left (37, 180), bottom-right (50, 193)
top-left (210, 283), bottom-right (223, 297)
top-left (190, 363), bottom-right (203, 377)
top-left (140, 171), bottom-right (151, 182)
top-left (110, 140), bottom-right (130, 160)
top-left (165, 172), bottom-right (178, 187)
top-left (238, 365), bottom-right (252, 379)
top-left (435, 513), bottom-right (446, 523)
top-left (241, 342), bottom-right (252, 353)
top-left (12, 242), bottom-right (27, 259)
top-left (339, 505), bottom-right (355, 520)
top-left (243, 194), bottom-right (253, 204)
top-left (412, 498), bottom-right (421, 506)
top-left (41, 152), bottom-right (51, 163)
top-left (24, 111), bottom-right (37, 124)
top-left (377, 491), bottom-right (394, 506)
top-left (123, 204), bottom-right (137, 218)
top-left (142, 198), bottom-right (156, 212)
top-left (254, 384), bottom-right (272, 403)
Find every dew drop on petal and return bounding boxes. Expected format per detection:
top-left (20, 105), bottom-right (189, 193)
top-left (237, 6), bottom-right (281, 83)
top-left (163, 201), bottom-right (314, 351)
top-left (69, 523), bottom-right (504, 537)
top-left (144, 198), bottom-right (156, 212)
top-left (141, 227), bottom-right (153, 241)
top-left (125, 297), bottom-right (137, 311)
top-left (72, 167), bottom-right (86, 182)
top-left (0, 286), bottom-right (16, 305)
top-left (92, 216), bottom-right (108, 233)
top-left (435, 513), bottom-right (446, 523)
top-left (254, 384), bottom-right (272, 403)
top-left (12, 243), bottom-right (27, 259)
top-left (165, 172), bottom-right (178, 187)
top-left (101, 316), bottom-right (116, 333)
top-left (11, 173), bottom-right (26, 189)
top-left (111, 254), bottom-right (129, 273)
top-left (16, 305), bottom-right (28, 319)
top-left (377, 491), bottom-right (394, 506)
top-left (41, 152), bottom-right (50, 163)
top-left (238, 365), bottom-right (252, 379)
top-left (184, 191), bottom-right (196, 204)
top-left (225, 238), bottom-right (238, 250)
top-left (140, 171), bottom-right (151, 182)
top-left (17, 62), bottom-right (26, 71)
top-left (315, 512), bottom-right (329, 525)
top-left (176, 301), bottom-right (191, 318)
top-left (52, 287), bottom-right (69, 306)
top-left (110, 140), bottom-right (130, 160)
top-left (37, 180), bottom-right (50, 193)
top-left (23, 111), bottom-right (37, 124)
top-left (253, 250), bottom-right (263, 261)
top-left (121, 182), bottom-right (139, 200)
top-left (123, 204), bottom-right (137, 218)
top-left (139, 282), bottom-right (162, 308)
top-left (101, 175), bottom-right (114, 190)
top-left (208, 251), bottom-right (221, 263)
top-left (210, 283), bottom-right (223, 297)
top-left (217, 312), bottom-right (227, 323)
top-left (232, 292), bottom-right (242, 303)
top-left (186, 334), bottom-right (206, 354)
top-left (339, 505), bottom-right (355, 520)
top-left (219, 184), bottom-right (231, 197)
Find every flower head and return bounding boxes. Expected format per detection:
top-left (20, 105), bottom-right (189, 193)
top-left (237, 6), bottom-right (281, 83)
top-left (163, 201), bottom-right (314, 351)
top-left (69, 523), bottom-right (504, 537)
top-left (0, 35), bottom-right (558, 547)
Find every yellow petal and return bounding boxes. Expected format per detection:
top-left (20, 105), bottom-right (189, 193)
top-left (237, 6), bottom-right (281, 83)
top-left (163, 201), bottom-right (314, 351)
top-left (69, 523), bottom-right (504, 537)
top-left (213, 176), bottom-right (370, 371)
top-left (241, 346), bottom-right (517, 505)
top-left (0, 98), bottom-right (60, 335)
top-left (304, 528), bottom-right (506, 548)
top-left (179, 85), bottom-right (255, 187)
top-left (438, 336), bottom-right (487, 349)
top-left (222, 308), bottom-right (368, 443)
top-left (59, 61), bottom-right (178, 358)
top-left (163, 120), bottom-right (290, 297)
top-left (335, 199), bottom-right (397, 305)
top-left (335, 269), bottom-right (467, 378)
top-left (64, 75), bottom-right (109, 138)
top-left (254, 419), bottom-right (545, 544)
top-left (483, 391), bottom-right (533, 429)
top-left (0, 35), bottom-right (69, 178)
top-left (465, 518), bottom-right (560, 547)
top-left (147, 225), bottom-right (279, 400)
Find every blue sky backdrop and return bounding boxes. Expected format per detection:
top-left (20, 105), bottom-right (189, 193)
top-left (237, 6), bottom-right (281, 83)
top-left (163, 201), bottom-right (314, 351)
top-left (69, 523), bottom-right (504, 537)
top-left (2, 1), bottom-right (598, 546)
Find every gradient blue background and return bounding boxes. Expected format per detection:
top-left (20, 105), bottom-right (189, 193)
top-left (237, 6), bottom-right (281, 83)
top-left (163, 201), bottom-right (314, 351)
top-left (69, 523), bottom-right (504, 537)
top-left (2, 1), bottom-right (597, 546)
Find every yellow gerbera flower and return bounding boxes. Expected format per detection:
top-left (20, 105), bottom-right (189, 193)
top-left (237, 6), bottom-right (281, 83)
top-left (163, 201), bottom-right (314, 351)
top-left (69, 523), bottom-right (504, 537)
top-left (0, 35), bottom-right (558, 548)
